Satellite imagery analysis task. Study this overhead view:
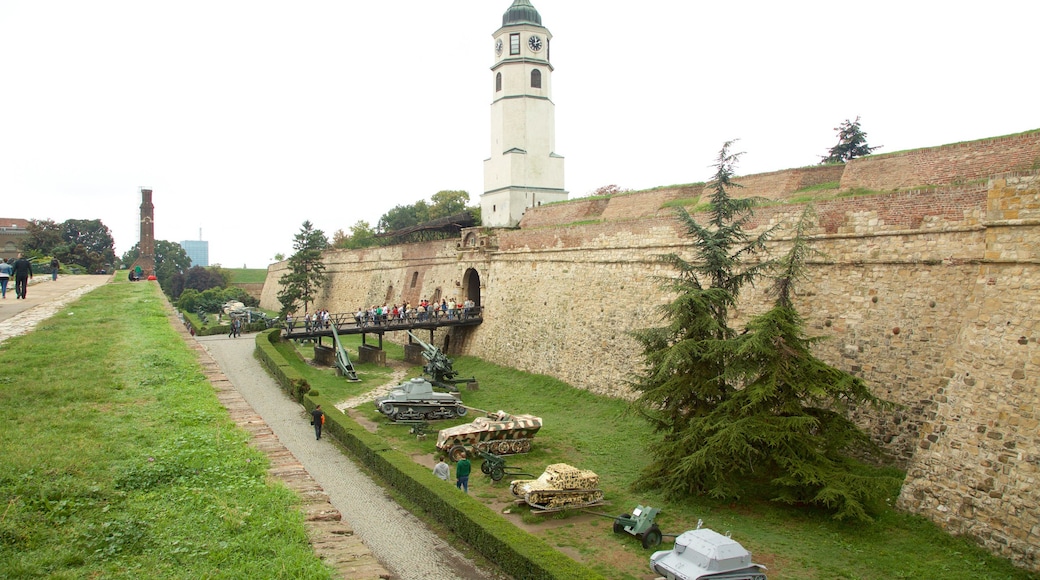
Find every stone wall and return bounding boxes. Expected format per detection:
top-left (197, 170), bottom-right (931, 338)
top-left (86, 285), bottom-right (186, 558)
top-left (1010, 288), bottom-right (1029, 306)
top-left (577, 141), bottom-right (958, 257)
top-left (897, 174), bottom-right (1040, 570)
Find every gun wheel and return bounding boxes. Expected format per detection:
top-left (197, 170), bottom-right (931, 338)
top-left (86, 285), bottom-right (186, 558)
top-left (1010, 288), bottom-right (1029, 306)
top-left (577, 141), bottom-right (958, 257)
top-left (490, 465), bottom-right (505, 481)
top-left (613, 514), bottom-right (630, 535)
top-left (641, 525), bottom-right (662, 549)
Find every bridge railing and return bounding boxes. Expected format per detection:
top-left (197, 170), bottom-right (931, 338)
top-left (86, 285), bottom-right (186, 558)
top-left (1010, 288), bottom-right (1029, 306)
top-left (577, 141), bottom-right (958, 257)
top-left (283, 306), bottom-right (483, 335)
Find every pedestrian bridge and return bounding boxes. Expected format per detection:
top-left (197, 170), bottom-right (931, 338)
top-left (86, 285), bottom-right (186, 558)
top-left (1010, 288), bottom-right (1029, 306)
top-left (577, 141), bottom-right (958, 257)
top-left (282, 308), bottom-right (483, 342)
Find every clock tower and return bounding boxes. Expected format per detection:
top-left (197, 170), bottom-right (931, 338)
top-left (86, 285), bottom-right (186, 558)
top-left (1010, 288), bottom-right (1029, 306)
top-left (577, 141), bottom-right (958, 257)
top-left (482, 0), bottom-right (566, 228)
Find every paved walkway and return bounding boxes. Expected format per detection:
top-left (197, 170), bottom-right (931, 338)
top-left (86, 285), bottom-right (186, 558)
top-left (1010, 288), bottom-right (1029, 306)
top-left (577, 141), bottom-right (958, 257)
top-left (0, 275), bottom-right (110, 343)
top-left (197, 334), bottom-right (502, 580)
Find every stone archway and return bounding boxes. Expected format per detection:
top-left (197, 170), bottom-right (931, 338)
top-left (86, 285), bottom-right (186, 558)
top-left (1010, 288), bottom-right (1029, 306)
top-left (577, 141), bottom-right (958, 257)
top-left (463, 268), bottom-right (481, 309)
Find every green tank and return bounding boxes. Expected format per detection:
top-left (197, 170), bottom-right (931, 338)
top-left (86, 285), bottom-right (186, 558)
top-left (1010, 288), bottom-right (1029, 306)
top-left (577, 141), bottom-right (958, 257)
top-left (435, 410), bottom-right (541, 461)
top-left (374, 378), bottom-right (467, 421)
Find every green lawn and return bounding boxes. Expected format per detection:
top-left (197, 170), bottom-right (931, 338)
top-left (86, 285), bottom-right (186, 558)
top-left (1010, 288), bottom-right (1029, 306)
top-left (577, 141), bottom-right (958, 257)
top-left (0, 280), bottom-right (332, 579)
top-left (227, 268), bottom-right (268, 284)
top-left (298, 344), bottom-right (1038, 580)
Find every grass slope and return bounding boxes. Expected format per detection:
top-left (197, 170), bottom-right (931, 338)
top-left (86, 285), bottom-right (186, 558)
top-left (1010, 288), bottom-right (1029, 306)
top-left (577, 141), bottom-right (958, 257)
top-left (0, 280), bottom-right (332, 579)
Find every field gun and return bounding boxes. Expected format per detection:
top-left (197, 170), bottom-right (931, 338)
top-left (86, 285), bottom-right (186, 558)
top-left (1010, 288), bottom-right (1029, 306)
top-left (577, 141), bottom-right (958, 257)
top-left (407, 331), bottom-right (477, 392)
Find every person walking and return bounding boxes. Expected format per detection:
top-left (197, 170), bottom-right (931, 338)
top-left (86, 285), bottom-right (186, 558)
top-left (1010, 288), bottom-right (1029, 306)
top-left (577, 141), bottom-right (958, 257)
top-left (12, 253), bottom-right (32, 299)
top-left (455, 451), bottom-right (471, 493)
top-left (433, 456), bottom-right (450, 482)
top-left (310, 405), bottom-right (325, 440)
top-left (0, 258), bottom-right (11, 299)
top-left (50, 257), bottom-right (59, 281)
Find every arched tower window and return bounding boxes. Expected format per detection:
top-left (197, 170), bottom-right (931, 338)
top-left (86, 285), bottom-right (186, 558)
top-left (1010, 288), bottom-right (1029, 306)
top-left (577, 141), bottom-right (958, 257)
top-left (496, 72), bottom-right (502, 92)
top-left (530, 69), bottom-right (541, 88)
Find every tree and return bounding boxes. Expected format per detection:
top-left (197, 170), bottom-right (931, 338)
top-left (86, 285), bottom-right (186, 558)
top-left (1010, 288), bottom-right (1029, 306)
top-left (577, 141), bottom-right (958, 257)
top-left (20, 218), bottom-right (116, 272)
top-left (428, 190), bottom-right (470, 220)
top-left (122, 240), bottom-right (192, 296)
top-left (378, 201), bottom-right (430, 233)
top-left (21, 219), bottom-right (64, 256)
top-left (277, 221), bottom-right (328, 316)
top-left (632, 144), bottom-right (896, 521)
top-left (821, 116), bottom-right (880, 164)
top-left (332, 220), bottom-right (378, 250)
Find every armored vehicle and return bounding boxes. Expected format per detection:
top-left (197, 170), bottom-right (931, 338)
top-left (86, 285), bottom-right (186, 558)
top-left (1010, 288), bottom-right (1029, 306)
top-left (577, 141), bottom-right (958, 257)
top-left (649, 525), bottom-right (767, 580)
top-left (374, 378), bottom-right (467, 421)
top-left (510, 463), bottom-right (605, 512)
top-left (435, 410), bottom-right (541, 460)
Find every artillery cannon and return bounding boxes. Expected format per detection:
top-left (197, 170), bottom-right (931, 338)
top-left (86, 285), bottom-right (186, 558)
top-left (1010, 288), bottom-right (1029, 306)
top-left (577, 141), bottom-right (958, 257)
top-left (407, 331), bottom-right (476, 392)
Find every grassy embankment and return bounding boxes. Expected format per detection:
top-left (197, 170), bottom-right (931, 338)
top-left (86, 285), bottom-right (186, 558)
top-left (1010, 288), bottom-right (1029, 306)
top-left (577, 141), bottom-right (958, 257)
top-left (0, 279), bottom-right (333, 579)
top-left (295, 335), bottom-right (1039, 580)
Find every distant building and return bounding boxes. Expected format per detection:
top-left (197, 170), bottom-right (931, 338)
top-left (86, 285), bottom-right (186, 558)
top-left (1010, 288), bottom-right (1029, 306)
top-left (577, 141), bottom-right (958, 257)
top-left (180, 239), bottom-right (209, 267)
top-left (0, 218), bottom-right (31, 262)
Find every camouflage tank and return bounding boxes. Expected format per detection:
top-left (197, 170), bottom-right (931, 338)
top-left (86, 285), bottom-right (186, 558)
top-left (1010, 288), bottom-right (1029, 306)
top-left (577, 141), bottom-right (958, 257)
top-left (510, 463), bottom-right (605, 512)
top-left (649, 525), bottom-right (767, 580)
top-left (374, 378), bottom-right (467, 421)
top-left (435, 410), bottom-right (541, 460)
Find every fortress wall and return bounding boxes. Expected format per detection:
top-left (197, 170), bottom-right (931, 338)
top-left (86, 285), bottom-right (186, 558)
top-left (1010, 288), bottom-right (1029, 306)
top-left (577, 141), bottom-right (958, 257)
top-left (898, 174), bottom-right (1040, 570)
top-left (712, 163), bottom-right (847, 201)
top-left (841, 130), bottom-right (1040, 191)
top-left (257, 168), bottom-right (1040, 571)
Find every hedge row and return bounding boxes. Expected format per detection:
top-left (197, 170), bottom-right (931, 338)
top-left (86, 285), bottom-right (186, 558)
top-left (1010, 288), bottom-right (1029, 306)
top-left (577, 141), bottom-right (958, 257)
top-left (256, 328), bottom-right (310, 400)
top-left (254, 330), bottom-right (604, 580)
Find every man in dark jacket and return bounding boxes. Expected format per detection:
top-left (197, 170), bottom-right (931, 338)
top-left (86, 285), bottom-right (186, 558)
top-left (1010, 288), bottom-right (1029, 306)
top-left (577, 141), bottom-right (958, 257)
top-left (310, 405), bottom-right (325, 440)
top-left (12, 253), bottom-right (32, 299)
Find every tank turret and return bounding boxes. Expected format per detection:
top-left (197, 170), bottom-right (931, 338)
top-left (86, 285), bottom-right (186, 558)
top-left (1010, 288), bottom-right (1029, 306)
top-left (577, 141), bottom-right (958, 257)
top-left (649, 526), bottom-right (767, 580)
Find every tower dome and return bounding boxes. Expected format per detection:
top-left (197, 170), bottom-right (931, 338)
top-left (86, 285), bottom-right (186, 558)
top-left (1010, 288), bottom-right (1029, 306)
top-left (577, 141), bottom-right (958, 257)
top-left (502, 0), bottom-right (542, 27)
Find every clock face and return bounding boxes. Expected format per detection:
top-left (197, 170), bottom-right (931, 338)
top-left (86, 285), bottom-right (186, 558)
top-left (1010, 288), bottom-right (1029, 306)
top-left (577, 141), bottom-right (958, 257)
top-left (495, 39), bottom-right (503, 56)
top-left (528, 35), bottom-right (542, 52)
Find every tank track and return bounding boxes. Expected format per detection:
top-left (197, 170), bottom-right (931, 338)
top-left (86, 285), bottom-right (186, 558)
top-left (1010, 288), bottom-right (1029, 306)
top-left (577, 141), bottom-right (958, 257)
top-left (473, 438), bottom-right (533, 456)
top-left (382, 402), bottom-right (466, 422)
top-left (520, 489), bottom-right (606, 512)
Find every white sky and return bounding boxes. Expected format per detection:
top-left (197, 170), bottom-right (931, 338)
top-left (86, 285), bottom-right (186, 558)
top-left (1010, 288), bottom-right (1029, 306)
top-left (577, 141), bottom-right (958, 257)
top-left (1, 1), bottom-right (1037, 268)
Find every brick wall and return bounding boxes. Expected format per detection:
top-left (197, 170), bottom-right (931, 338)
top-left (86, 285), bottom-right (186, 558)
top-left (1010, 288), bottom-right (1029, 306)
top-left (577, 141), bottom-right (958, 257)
top-left (841, 130), bottom-right (1040, 191)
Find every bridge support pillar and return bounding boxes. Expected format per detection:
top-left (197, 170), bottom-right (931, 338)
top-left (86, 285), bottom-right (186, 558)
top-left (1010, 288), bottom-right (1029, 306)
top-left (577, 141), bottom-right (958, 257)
top-left (404, 343), bottom-right (425, 365)
top-left (358, 344), bottom-right (386, 366)
top-left (313, 345), bottom-right (335, 366)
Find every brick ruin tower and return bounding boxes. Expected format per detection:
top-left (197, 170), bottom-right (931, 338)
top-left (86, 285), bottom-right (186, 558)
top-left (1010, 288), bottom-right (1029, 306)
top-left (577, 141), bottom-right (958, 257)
top-left (130, 187), bottom-right (156, 277)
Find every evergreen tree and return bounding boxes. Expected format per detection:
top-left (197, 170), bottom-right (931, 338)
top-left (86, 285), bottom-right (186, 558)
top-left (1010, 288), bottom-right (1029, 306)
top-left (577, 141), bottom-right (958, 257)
top-left (631, 141), bottom-right (777, 492)
top-left (277, 221), bottom-right (328, 317)
top-left (633, 145), bottom-right (895, 521)
top-left (821, 116), bottom-right (879, 164)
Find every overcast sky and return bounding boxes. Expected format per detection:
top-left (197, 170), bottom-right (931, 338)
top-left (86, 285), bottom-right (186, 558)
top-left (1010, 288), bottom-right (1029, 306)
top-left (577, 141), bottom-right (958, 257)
top-left (1, 1), bottom-right (1037, 268)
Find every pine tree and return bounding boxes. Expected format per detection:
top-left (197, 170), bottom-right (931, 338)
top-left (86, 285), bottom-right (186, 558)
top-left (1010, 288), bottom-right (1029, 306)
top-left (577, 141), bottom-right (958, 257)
top-left (633, 145), bottom-right (898, 521)
top-left (631, 141), bottom-right (777, 494)
top-left (277, 221), bottom-right (329, 317)
top-left (821, 116), bottom-right (879, 164)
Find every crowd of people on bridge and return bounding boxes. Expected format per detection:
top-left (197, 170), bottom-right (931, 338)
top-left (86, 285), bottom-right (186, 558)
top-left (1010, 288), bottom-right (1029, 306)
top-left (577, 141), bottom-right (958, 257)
top-left (355, 298), bottom-right (477, 327)
top-left (284, 298), bottom-right (479, 334)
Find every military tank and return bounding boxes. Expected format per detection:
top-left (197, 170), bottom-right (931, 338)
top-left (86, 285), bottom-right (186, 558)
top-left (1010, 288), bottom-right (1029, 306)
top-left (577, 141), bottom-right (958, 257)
top-left (510, 463), bottom-right (605, 512)
top-left (374, 378), bottom-right (468, 421)
top-left (435, 410), bottom-right (541, 460)
top-left (649, 525), bottom-right (767, 580)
